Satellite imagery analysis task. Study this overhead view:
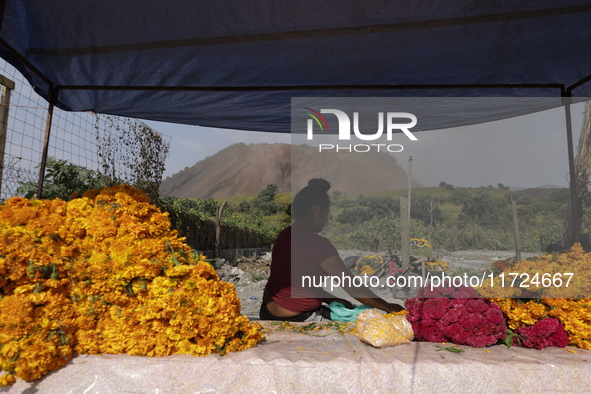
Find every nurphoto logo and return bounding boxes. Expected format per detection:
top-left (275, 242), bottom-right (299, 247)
top-left (304, 108), bottom-right (418, 153)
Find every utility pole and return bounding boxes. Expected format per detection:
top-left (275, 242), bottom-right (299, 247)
top-left (407, 156), bottom-right (412, 225)
top-left (0, 74), bottom-right (14, 198)
top-left (511, 195), bottom-right (522, 261)
top-left (400, 197), bottom-right (410, 269)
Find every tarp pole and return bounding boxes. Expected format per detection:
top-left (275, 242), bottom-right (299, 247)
top-left (563, 95), bottom-right (581, 246)
top-left (407, 156), bottom-right (412, 227)
top-left (0, 74), bottom-right (14, 198)
top-left (400, 197), bottom-right (410, 269)
top-left (36, 87), bottom-right (58, 199)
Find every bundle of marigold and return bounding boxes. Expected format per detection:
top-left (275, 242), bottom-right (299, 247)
top-left (354, 255), bottom-right (383, 275)
top-left (0, 185), bottom-right (263, 387)
top-left (426, 260), bottom-right (449, 272)
top-left (477, 244), bottom-right (591, 299)
top-left (410, 238), bottom-right (431, 250)
top-left (359, 264), bottom-right (377, 276)
top-left (404, 286), bottom-right (507, 347)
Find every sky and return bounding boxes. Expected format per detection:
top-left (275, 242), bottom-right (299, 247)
top-left (146, 101), bottom-right (586, 190)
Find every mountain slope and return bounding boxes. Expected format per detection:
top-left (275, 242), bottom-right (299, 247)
top-left (160, 143), bottom-right (421, 199)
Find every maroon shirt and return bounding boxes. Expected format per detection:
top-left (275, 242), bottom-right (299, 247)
top-left (265, 222), bottom-right (339, 313)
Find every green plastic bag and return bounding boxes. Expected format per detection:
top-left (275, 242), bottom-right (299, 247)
top-left (329, 301), bottom-right (372, 322)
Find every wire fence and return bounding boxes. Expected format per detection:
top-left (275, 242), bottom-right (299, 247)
top-left (0, 59), bottom-right (170, 201)
top-left (567, 100), bottom-right (591, 246)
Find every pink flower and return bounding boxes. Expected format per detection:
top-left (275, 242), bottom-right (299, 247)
top-left (485, 306), bottom-right (505, 325)
top-left (404, 298), bottom-right (423, 323)
top-left (412, 322), bottom-right (446, 343)
top-left (421, 317), bottom-right (437, 327)
top-left (450, 298), bottom-right (469, 306)
top-left (459, 313), bottom-right (487, 330)
top-left (451, 287), bottom-right (479, 298)
top-left (404, 294), bottom-right (507, 347)
top-left (463, 334), bottom-right (497, 348)
top-left (513, 318), bottom-right (568, 350)
top-left (422, 298), bottom-right (450, 320)
top-left (416, 287), bottom-right (440, 298)
top-left (465, 299), bottom-right (489, 314)
top-left (439, 305), bottom-right (464, 326)
top-left (437, 286), bottom-right (456, 296)
top-left (441, 322), bottom-right (466, 339)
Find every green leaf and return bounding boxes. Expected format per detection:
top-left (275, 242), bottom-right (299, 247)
top-left (504, 329), bottom-right (518, 348)
top-left (436, 345), bottom-right (465, 354)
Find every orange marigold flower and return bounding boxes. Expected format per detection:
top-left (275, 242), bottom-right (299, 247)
top-left (0, 185), bottom-right (263, 386)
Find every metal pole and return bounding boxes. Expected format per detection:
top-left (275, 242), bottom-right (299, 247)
top-left (511, 195), bottom-right (522, 261)
top-left (0, 74), bottom-right (14, 198)
top-left (36, 88), bottom-right (58, 199)
top-left (563, 95), bottom-right (581, 246)
top-left (400, 196), bottom-right (410, 269)
top-left (407, 156), bottom-right (412, 224)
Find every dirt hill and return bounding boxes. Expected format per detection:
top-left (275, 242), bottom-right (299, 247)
top-left (160, 143), bottom-right (421, 199)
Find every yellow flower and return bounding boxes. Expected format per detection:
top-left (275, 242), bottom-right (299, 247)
top-left (0, 373), bottom-right (16, 387)
top-left (0, 185), bottom-right (263, 386)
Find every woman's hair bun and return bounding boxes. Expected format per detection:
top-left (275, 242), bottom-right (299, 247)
top-left (292, 178), bottom-right (331, 220)
top-left (307, 178), bottom-right (331, 193)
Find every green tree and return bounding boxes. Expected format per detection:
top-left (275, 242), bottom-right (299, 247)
top-left (360, 195), bottom-right (399, 218)
top-left (439, 181), bottom-right (454, 190)
top-left (252, 184), bottom-right (279, 215)
top-left (448, 188), bottom-right (471, 205)
top-left (459, 190), bottom-right (511, 227)
top-left (196, 198), bottom-right (219, 217)
top-left (332, 198), bottom-right (356, 208)
top-left (237, 200), bottom-right (252, 213)
top-left (336, 206), bottom-right (373, 225)
top-left (548, 188), bottom-right (570, 204)
top-left (411, 194), bottom-right (444, 226)
top-left (346, 216), bottom-right (401, 251)
top-left (258, 184), bottom-right (278, 201)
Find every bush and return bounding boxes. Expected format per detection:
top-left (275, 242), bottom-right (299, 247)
top-left (158, 197), bottom-right (274, 250)
top-left (358, 195), bottom-right (399, 218)
top-left (448, 188), bottom-right (471, 205)
top-left (459, 190), bottom-right (511, 228)
top-left (336, 206), bottom-right (373, 225)
top-left (410, 194), bottom-right (444, 226)
top-left (16, 157), bottom-right (110, 200)
top-left (342, 216), bottom-right (401, 251)
top-left (237, 200), bottom-right (251, 213)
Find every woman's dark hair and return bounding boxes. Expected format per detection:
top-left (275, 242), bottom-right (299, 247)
top-left (291, 179), bottom-right (331, 220)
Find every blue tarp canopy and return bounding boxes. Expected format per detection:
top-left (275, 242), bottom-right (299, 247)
top-left (0, 1), bottom-right (590, 133)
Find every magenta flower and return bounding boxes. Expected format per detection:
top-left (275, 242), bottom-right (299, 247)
top-left (404, 286), bottom-right (507, 347)
top-left (512, 318), bottom-right (568, 350)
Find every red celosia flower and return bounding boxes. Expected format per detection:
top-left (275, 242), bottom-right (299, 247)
top-left (512, 318), bottom-right (568, 350)
top-left (422, 298), bottom-right (450, 321)
top-left (416, 285), bottom-right (479, 299)
top-left (403, 298), bottom-right (423, 323)
top-left (405, 286), bottom-right (507, 347)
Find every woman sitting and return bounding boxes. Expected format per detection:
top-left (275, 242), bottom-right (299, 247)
top-left (260, 178), bottom-right (404, 321)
